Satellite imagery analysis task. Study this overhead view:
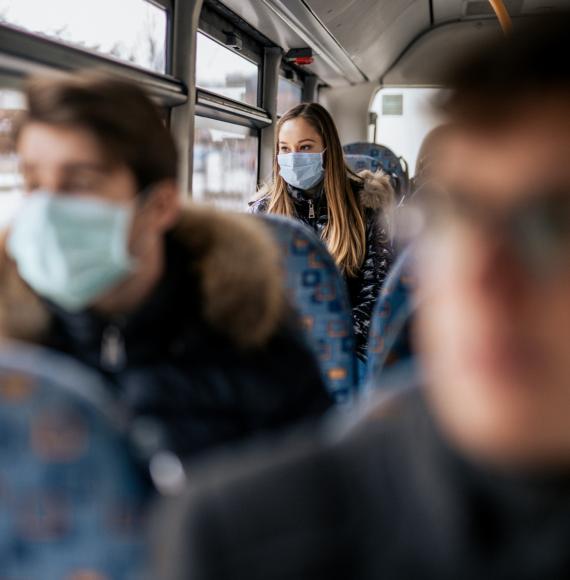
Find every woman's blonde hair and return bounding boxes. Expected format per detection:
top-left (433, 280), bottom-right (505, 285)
top-left (266, 103), bottom-right (366, 277)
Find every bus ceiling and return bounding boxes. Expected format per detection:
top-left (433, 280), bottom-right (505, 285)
top-left (214, 0), bottom-right (570, 88)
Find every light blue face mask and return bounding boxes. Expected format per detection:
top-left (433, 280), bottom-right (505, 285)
top-left (7, 191), bottom-right (136, 312)
top-left (277, 151), bottom-right (325, 190)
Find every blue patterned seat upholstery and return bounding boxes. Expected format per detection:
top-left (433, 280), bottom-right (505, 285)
top-left (0, 343), bottom-right (148, 579)
top-left (259, 215), bottom-right (357, 404)
top-left (343, 142), bottom-right (410, 203)
top-left (365, 249), bottom-right (417, 389)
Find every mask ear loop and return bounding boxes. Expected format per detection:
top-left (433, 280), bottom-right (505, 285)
top-left (133, 184), bottom-right (159, 220)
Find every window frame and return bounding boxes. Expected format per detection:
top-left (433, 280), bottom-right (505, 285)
top-left (0, 16), bottom-right (184, 107)
top-left (195, 2), bottom-right (279, 191)
top-left (0, 0), bottom-right (174, 80)
top-left (0, 0), bottom-right (325, 198)
top-left (195, 30), bottom-right (261, 110)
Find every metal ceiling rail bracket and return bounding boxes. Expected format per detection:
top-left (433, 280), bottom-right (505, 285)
top-left (261, 0), bottom-right (367, 84)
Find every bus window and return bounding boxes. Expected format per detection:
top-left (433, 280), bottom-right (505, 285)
top-left (0, 88), bottom-right (24, 227)
top-left (0, 0), bottom-right (167, 73)
top-left (196, 32), bottom-right (259, 107)
top-left (370, 88), bottom-right (444, 175)
top-left (193, 116), bottom-right (258, 212)
top-left (277, 76), bottom-right (303, 116)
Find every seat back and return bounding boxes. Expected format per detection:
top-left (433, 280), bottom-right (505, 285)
top-left (343, 142), bottom-right (410, 203)
top-left (365, 249), bottom-right (417, 389)
top-left (344, 154), bottom-right (383, 174)
top-left (259, 215), bottom-right (357, 404)
top-left (0, 343), bottom-right (148, 579)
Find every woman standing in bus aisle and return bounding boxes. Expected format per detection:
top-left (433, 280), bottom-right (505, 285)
top-left (250, 103), bottom-right (395, 372)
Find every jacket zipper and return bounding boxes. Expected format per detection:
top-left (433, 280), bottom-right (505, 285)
top-left (308, 199), bottom-right (316, 219)
top-left (101, 324), bottom-right (126, 371)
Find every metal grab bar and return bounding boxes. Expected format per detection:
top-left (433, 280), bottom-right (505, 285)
top-left (489, 0), bottom-right (513, 35)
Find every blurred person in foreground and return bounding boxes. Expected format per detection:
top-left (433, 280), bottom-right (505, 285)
top-left (156, 13), bottom-right (570, 579)
top-left (0, 72), bottom-right (331, 471)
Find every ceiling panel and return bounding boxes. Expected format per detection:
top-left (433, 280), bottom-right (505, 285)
top-left (217, 0), bottom-right (570, 87)
top-left (382, 19), bottom-right (503, 85)
top-left (434, 0), bottom-right (570, 24)
top-left (304, 0), bottom-right (430, 81)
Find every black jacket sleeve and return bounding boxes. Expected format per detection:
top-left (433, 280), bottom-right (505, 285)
top-left (347, 210), bottom-right (393, 362)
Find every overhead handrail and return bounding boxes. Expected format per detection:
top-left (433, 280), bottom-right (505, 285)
top-left (489, 0), bottom-right (513, 35)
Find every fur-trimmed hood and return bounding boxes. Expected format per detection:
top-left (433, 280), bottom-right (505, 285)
top-left (357, 169), bottom-right (396, 237)
top-left (357, 170), bottom-right (395, 213)
top-left (0, 204), bottom-right (285, 349)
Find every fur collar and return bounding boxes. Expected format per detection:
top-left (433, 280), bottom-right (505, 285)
top-left (358, 170), bottom-right (395, 213)
top-left (0, 204), bottom-right (285, 350)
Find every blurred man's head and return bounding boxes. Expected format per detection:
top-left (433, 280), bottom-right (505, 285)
top-left (9, 73), bottom-right (181, 314)
top-left (415, 14), bottom-right (570, 468)
top-left (17, 72), bottom-right (178, 198)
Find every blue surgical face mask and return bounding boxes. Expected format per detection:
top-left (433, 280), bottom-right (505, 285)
top-left (277, 151), bottom-right (325, 190)
top-left (7, 191), bottom-right (136, 312)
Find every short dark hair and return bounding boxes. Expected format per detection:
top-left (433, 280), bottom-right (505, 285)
top-left (19, 71), bottom-right (178, 191)
top-left (442, 12), bottom-right (570, 124)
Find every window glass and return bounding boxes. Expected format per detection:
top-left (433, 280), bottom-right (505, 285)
top-left (277, 76), bottom-right (302, 116)
top-left (370, 88), bottom-right (444, 175)
top-left (0, 89), bottom-right (25, 228)
top-left (193, 116), bottom-right (258, 212)
top-left (196, 32), bottom-right (258, 107)
top-left (0, 0), bottom-right (167, 73)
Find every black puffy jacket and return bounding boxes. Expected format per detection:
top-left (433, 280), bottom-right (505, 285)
top-left (250, 171), bottom-right (394, 361)
top-left (0, 205), bottom-right (332, 463)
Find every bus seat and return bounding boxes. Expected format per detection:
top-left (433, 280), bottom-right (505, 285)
top-left (0, 343), bottom-right (148, 579)
top-left (344, 154), bottom-right (383, 174)
top-left (343, 142), bottom-right (410, 204)
top-left (365, 248), bottom-right (417, 390)
top-left (258, 215), bottom-right (357, 404)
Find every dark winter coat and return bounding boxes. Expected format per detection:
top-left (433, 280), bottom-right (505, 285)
top-left (0, 205), bottom-right (332, 462)
top-left (157, 386), bottom-right (570, 580)
top-left (249, 170), bottom-right (394, 361)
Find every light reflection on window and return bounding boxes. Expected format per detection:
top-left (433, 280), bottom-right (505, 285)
top-left (193, 116), bottom-right (258, 212)
top-left (0, 89), bottom-right (25, 228)
top-left (196, 32), bottom-right (258, 107)
top-left (277, 76), bottom-right (303, 116)
top-left (0, 0), bottom-right (167, 73)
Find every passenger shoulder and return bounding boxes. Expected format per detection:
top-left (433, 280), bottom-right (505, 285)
top-left (172, 204), bottom-right (285, 349)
